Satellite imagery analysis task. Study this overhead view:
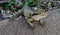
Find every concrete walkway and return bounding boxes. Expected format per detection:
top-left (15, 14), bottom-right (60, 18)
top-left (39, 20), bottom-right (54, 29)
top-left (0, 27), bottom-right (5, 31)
top-left (0, 9), bottom-right (60, 35)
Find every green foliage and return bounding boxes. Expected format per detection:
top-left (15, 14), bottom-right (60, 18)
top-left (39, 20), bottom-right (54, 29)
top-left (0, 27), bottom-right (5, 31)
top-left (6, 0), bottom-right (23, 12)
top-left (29, 0), bottom-right (36, 7)
top-left (37, 0), bottom-right (41, 7)
top-left (7, 0), bottom-right (17, 11)
top-left (24, 0), bottom-right (41, 7)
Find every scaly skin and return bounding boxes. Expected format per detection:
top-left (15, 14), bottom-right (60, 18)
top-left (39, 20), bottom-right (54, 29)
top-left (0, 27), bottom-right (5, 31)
top-left (23, 0), bottom-right (46, 29)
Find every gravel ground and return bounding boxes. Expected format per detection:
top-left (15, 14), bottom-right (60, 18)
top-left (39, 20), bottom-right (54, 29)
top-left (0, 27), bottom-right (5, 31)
top-left (0, 9), bottom-right (60, 35)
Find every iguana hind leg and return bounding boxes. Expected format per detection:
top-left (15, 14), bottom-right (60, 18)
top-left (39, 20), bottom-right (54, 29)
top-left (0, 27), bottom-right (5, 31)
top-left (39, 19), bottom-right (46, 27)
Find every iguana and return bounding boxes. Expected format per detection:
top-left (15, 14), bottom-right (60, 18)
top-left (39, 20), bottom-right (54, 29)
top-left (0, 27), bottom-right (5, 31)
top-left (23, 0), bottom-right (47, 29)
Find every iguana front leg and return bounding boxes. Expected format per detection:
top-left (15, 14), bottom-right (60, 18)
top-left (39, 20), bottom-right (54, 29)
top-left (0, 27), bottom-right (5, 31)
top-left (26, 18), bottom-right (35, 29)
